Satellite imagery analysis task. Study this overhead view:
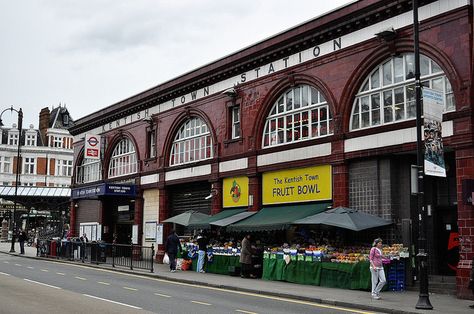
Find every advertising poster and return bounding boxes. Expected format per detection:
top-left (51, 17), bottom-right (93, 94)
top-left (262, 165), bottom-right (332, 205)
top-left (223, 176), bottom-right (249, 208)
top-left (423, 88), bottom-right (446, 177)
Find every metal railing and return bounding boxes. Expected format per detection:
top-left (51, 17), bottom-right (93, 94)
top-left (37, 239), bottom-right (154, 272)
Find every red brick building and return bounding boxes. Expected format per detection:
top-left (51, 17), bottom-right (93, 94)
top-left (69, 0), bottom-right (473, 298)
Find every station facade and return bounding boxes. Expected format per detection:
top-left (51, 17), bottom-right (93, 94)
top-left (68, 0), bottom-right (473, 298)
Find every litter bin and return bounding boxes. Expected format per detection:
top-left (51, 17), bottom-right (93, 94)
top-left (90, 241), bottom-right (107, 263)
top-left (50, 240), bottom-right (57, 257)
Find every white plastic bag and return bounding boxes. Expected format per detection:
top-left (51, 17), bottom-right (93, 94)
top-left (163, 253), bottom-right (170, 264)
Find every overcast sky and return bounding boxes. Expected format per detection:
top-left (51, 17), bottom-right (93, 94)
top-left (0, 0), bottom-right (353, 128)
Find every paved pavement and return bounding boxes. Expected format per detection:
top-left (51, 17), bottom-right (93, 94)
top-left (0, 241), bottom-right (471, 314)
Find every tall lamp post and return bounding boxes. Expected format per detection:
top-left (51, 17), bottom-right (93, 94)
top-left (413, 0), bottom-right (433, 310)
top-left (0, 106), bottom-right (23, 253)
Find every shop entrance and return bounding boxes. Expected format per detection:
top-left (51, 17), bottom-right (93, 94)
top-left (115, 223), bottom-right (132, 244)
top-left (434, 205), bottom-right (458, 276)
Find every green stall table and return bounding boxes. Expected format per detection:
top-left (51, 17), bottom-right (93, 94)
top-left (181, 252), bottom-right (240, 275)
top-left (262, 256), bottom-right (372, 290)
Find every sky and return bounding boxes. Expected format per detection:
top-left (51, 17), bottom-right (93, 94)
top-left (0, 0), bottom-right (353, 128)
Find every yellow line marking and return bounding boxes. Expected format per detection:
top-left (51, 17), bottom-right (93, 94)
top-left (191, 300), bottom-right (211, 306)
top-left (236, 310), bottom-right (258, 314)
top-left (154, 293), bottom-right (171, 298)
top-left (56, 272), bottom-right (65, 276)
top-left (41, 269), bottom-right (49, 272)
top-left (40, 260), bottom-right (374, 314)
top-left (98, 281), bottom-right (110, 285)
top-left (75, 276), bottom-right (87, 280)
top-left (123, 287), bottom-right (138, 291)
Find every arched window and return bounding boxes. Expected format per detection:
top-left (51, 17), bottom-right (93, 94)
top-left (350, 53), bottom-right (455, 131)
top-left (262, 84), bottom-right (332, 148)
top-left (76, 158), bottom-right (101, 184)
top-left (108, 138), bottom-right (138, 178)
top-left (170, 117), bottom-right (213, 166)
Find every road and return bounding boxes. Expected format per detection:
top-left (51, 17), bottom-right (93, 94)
top-left (0, 254), bottom-right (379, 314)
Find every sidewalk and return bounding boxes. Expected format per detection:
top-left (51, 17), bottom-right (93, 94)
top-left (0, 241), bottom-right (470, 314)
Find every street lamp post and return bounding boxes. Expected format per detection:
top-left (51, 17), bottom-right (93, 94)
top-left (0, 106), bottom-right (23, 253)
top-left (413, 0), bottom-right (433, 310)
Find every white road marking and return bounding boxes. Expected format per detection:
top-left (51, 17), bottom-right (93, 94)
top-left (123, 286), bottom-right (138, 291)
top-left (3, 261), bottom-right (9, 264)
top-left (154, 293), bottom-right (171, 298)
top-left (236, 310), bottom-right (258, 314)
top-left (191, 300), bottom-right (211, 306)
top-left (27, 266), bottom-right (34, 269)
top-left (97, 281), bottom-right (110, 285)
top-left (40, 269), bottom-right (49, 272)
top-left (83, 294), bottom-right (142, 309)
top-left (24, 279), bottom-right (61, 290)
top-left (14, 264), bottom-right (22, 266)
top-left (75, 276), bottom-right (87, 281)
top-left (37, 259), bottom-right (374, 314)
top-left (56, 272), bottom-right (65, 276)
top-left (0, 272), bottom-right (11, 276)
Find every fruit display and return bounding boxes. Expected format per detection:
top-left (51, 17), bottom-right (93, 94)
top-left (264, 243), bottom-right (408, 263)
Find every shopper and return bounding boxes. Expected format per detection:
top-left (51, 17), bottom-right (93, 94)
top-left (240, 234), bottom-right (253, 278)
top-left (369, 238), bottom-right (386, 299)
top-left (18, 229), bottom-right (27, 255)
top-left (196, 232), bottom-right (208, 273)
top-left (165, 229), bottom-right (181, 272)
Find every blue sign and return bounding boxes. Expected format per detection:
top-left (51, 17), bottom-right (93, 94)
top-left (72, 184), bottom-right (136, 199)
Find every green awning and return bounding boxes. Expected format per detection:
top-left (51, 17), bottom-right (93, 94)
top-left (226, 202), bottom-right (332, 232)
top-left (189, 208), bottom-right (246, 229)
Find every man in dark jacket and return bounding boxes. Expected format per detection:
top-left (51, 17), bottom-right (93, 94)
top-left (165, 229), bottom-right (181, 272)
top-left (18, 230), bottom-right (27, 255)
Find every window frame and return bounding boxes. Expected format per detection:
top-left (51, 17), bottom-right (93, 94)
top-left (107, 138), bottom-right (138, 179)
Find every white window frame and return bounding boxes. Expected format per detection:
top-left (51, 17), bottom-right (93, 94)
top-left (53, 136), bottom-right (63, 148)
top-left (23, 157), bottom-right (36, 174)
top-left (76, 158), bottom-right (102, 184)
top-left (108, 138), bottom-right (138, 178)
top-left (350, 53), bottom-right (455, 131)
top-left (8, 132), bottom-right (19, 146)
top-left (231, 106), bottom-right (241, 139)
top-left (56, 159), bottom-right (73, 177)
top-left (169, 117), bottom-right (213, 166)
top-left (0, 156), bottom-right (11, 173)
top-left (26, 133), bottom-right (37, 146)
top-left (262, 84), bottom-right (332, 148)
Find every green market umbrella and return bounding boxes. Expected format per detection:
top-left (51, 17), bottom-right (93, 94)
top-left (293, 206), bottom-right (391, 231)
top-left (162, 210), bottom-right (210, 227)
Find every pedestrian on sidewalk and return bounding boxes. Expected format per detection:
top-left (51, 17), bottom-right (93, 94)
top-left (196, 231), bottom-right (208, 273)
top-left (165, 229), bottom-right (181, 273)
top-left (240, 234), bottom-right (253, 278)
top-left (18, 229), bottom-right (27, 255)
top-left (369, 238), bottom-right (386, 300)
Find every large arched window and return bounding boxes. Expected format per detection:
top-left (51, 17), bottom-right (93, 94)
top-left (262, 84), bottom-right (332, 148)
top-left (169, 117), bottom-right (213, 166)
top-left (350, 53), bottom-right (455, 131)
top-left (76, 158), bottom-right (101, 184)
top-left (108, 138), bottom-right (138, 178)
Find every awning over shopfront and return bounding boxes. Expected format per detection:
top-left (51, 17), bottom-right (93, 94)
top-left (226, 202), bottom-right (331, 232)
top-left (210, 211), bottom-right (257, 227)
top-left (189, 208), bottom-right (247, 229)
top-left (293, 206), bottom-right (392, 231)
top-left (162, 210), bottom-right (210, 226)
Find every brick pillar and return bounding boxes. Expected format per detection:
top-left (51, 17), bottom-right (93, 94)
top-left (69, 201), bottom-right (76, 236)
top-left (134, 193), bottom-right (143, 245)
top-left (210, 181), bottom-right (222, 215)
top-left (248, 175), bottom-right (261, 212)
top-left (456, 147), bottom-right (474, 299)
top-left (332, 162), bottom-right (349, 207)
top-left (157, 186), bottom-right (169, 263)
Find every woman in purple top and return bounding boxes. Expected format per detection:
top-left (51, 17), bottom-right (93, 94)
top-left (369, 238), bottom-right (386, 299)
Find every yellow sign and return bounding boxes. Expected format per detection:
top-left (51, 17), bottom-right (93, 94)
top-left (223, 176), bottom-right (249, 208)
top-left (262, 165), bottom-right (332, 205)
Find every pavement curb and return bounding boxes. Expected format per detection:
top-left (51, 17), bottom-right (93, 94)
top-left (0, 251), bottom-right (421, 314)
